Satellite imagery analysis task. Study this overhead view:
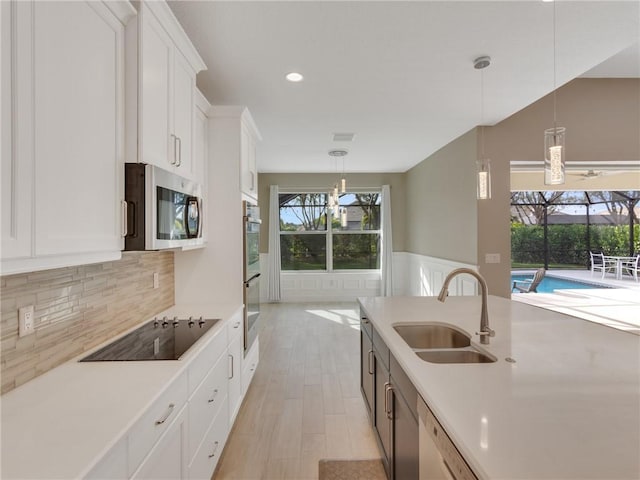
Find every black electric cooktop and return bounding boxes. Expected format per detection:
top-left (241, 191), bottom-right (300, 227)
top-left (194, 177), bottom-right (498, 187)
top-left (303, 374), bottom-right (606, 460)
top-left (79, 317), bottom-right (220, 362)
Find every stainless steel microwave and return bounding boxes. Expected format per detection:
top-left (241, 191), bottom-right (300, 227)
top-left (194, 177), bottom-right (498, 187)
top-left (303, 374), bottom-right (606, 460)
top-left (124, 164), bottom-right (203, 251)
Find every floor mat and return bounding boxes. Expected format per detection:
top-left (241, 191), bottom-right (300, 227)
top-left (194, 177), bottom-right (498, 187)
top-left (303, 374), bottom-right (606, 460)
top-left (318, 459), bottom-right (386, 480)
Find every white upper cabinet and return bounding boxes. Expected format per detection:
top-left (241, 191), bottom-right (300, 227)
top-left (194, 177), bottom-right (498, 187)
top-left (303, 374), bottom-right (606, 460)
top-left (210, 106), bottom-right (261, 202)
top-left (127, 1), bottom-right (205, 181)
top-left (240, 122), bottom-right (259, 200)
top-left (1, 0), bottom-right (134, 275)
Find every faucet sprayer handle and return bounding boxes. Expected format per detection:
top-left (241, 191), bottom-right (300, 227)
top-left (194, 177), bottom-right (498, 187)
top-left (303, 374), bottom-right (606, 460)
top-left (476, 327), bottom-right (495, 338)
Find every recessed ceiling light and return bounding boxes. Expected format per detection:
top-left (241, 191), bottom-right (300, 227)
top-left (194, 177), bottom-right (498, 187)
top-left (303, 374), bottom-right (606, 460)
top-left (285, 72), bottom-right (304, 82)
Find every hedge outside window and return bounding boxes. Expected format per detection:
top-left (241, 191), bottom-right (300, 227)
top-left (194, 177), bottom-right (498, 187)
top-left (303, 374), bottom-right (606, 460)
top-left (279, 192), bottom-right (381, 271)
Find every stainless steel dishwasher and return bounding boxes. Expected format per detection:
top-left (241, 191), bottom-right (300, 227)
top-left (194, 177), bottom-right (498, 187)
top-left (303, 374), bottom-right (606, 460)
top-left (417, 397), bottom-right (478, 480)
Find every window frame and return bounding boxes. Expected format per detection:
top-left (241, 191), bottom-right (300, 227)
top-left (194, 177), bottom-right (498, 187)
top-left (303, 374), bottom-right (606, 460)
top-left (279, 190), bottom-right (382, 272)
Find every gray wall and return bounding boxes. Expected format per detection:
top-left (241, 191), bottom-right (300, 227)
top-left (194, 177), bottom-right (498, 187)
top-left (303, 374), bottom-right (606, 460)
top-left (257, 172), bottom-right (406, 253)
top-left (404, 128), bottom-right (479, 265)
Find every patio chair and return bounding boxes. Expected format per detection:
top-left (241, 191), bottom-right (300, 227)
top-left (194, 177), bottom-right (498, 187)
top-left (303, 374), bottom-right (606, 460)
top-left (620, 254), bottom-right (640, 282)
top-left (512, 268), bottom-right (545, 293)
top-left (590, 251), bottom-right (616, 278)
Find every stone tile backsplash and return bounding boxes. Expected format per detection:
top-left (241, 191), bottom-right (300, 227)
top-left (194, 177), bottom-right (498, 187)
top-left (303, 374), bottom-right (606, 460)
top-left (1, 251), bottom-right (174, 394)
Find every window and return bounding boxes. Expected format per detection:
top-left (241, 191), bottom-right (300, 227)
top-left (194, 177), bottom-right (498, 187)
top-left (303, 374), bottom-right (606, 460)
top-left (279, 192), bottom-right (381, 271)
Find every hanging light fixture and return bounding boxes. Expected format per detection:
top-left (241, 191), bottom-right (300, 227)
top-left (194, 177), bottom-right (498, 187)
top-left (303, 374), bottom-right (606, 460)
top-left (474, 55), bottom-right (491, 200)
top-left (544, 0), bottom-right (566, 185)
top-left (328, 149), bottom-right (348, 217)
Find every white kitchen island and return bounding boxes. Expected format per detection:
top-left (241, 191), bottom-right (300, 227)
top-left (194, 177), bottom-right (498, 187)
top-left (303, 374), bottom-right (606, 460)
top-left (359, 295), bottom-right (640, 480)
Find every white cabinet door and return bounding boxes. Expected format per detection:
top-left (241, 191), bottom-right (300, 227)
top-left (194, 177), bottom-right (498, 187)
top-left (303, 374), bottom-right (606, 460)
top-left (32, 1), bottom-right (123, 256)
top-left (2, 0), bottom-right (127, 273)
top-left (133, 3), bottom-right (205, 181)
top-left (228, 318), bottom-right (244, 424)
top-left (239, 123), bottom-right (258, 200)
top-left (139, 6), bottom-right (173, 170)
top-left (173, 52), bottom-right (195, 179)
top-left (1, 0), bottom-right (31, 261)
top-left (188, 397), bottom-right (229, 480)
top-left (131, 405), bottom-right (188, 480)
top-left (194, 91), bottom-right (209, 188)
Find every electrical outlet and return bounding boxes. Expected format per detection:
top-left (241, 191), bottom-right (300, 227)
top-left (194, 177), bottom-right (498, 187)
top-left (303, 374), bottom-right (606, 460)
top-left (153, 272), bottom-right (159, 289)
top-left (19, 305), bottom-right (35, 337)
top-left (485, 253), bottom-right (501, 264)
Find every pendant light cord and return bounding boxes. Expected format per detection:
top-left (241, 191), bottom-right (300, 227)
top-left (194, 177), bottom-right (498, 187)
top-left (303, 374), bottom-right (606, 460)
top-left (480, 67), bottom-right (485, 159)
top-left (552, 0), bottom-right (557, 131)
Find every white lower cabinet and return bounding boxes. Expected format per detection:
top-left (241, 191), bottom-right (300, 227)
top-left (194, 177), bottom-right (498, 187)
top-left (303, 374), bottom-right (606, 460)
top-left (131, 404), bottom-right (188, 480)
top-left (187, 348), bottom-right (228, 464)
top-left (242, 337), bottom-right (259, 396)
top-left (128, 372), bottom-right (188, 475)
top-left (227, 314), bottom-right (244, 425)
top-left (189, 396), bottom-right (230, 480)
top-left (82, 315), bottom-right (258, 480)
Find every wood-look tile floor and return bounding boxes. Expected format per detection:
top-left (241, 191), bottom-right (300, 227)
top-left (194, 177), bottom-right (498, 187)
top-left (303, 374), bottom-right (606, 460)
top-left (213, 302), bottom-right (380, 479)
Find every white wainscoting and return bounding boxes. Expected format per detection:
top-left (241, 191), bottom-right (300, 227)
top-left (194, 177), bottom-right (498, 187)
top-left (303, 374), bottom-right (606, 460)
top-left (393, 252), bottom-right (479, 297)
top-left (259, 253), bottom-right (478, 302)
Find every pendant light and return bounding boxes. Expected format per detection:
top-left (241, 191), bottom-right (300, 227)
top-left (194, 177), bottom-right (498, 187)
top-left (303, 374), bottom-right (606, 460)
top-left (328, 149), bottom-right (348, 217)
top-left (544, 0), bottom-right (566, 185)
top-left (474, 55), bottom-right (491, 200)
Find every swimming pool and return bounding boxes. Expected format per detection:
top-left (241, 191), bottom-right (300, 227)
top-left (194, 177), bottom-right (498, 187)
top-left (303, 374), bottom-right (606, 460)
top-left (510, 274), bottom-right (610, 293)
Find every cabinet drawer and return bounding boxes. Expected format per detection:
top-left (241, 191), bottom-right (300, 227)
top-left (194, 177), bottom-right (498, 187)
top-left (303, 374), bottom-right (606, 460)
top-left (372, 326), bottom-right (390, 371)
top-left (242, 337), bottom-right (259, 395)
top-left (360, 314), bottom-right (372, 340)
top-left (227, 312), bottom-right (243, 341)
top-left (128, 372), bottom-right (188, 476)
top-left (188, 325), bottom-right (227, 396)
top-left (188, 350), bottom-right (229, 463)
top-left (188, 396), bottom-right (230, 480)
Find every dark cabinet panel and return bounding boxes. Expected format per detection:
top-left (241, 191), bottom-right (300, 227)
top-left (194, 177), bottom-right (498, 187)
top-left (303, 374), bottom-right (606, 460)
top-left (393, 387), bottom-right (419, 480)
top-left (360, 326), bottom-right (374, 422)
top-left (360, 308), bottom-right (420, 480)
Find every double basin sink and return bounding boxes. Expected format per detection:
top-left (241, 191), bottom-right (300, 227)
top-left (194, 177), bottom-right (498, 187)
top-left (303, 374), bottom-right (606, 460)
top-left (392, 324), bottom-right (496, 364)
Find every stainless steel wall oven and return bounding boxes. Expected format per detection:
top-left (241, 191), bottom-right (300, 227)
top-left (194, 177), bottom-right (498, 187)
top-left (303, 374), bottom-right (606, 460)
top-left (243, 201), bottom-right (261, 354)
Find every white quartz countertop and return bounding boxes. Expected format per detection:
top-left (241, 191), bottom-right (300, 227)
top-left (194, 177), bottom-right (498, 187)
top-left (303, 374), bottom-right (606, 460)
top-left (0, 302), bottom-right (241, 480)
top-left (358, 295), bottom-right (640, 480)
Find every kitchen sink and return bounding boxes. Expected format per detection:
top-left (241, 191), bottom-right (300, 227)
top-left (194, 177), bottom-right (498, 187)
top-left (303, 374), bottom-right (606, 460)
top-left (416, 349), bottom-right (496, 364)
top-left (393, 324), bottom-right (471, 349)
top-left (80, 317), bottom-right (220, 362)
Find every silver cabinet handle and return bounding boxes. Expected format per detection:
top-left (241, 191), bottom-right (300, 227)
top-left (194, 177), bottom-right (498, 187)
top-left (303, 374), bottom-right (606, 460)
top-left (121, 200), bottom-right (128, 237)
top-left (207, 389), bottom-right (219, 404)
top-left (383, 382), bottom-right (390, 419)
top-left (233, 321), bottom-right (241, 329)
top-left (170, 134), bottom-right (177, 165)
top-left (228, 354), bottom-right (234, 379)
top-left (155, 403), bottom-right (175, 425)
top-left (208, 441), bottom-right (220, 459)
top-left (385, 384), bottom-right (393, 420)
top-left (361, 317), bottom-right (369, 324)
top-left (176, 136), bottom-right (182, 166)
top-left (368, 350), bottom-right (374, 375)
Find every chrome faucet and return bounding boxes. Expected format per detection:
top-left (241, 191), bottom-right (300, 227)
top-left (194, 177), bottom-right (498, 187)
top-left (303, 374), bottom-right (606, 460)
top-left (437, 268), bottom-right (495, 344)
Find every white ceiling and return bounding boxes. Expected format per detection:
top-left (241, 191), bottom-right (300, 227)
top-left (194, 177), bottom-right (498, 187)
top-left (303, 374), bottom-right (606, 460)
top-left (168, 1), bottom-right (640, 174)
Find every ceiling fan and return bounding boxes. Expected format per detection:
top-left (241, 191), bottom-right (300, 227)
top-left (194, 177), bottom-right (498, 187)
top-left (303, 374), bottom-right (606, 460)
top-left (567, 169), bottom-right (618, 180)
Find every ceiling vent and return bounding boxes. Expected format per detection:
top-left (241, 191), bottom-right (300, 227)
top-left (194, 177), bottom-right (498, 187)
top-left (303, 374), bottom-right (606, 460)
top-left (332, 133), bottom-right (355, 142)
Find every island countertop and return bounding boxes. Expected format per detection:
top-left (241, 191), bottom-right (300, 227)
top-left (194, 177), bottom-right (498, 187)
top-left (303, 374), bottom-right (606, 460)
top-left (358, 295), bottom-right (640, 480)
